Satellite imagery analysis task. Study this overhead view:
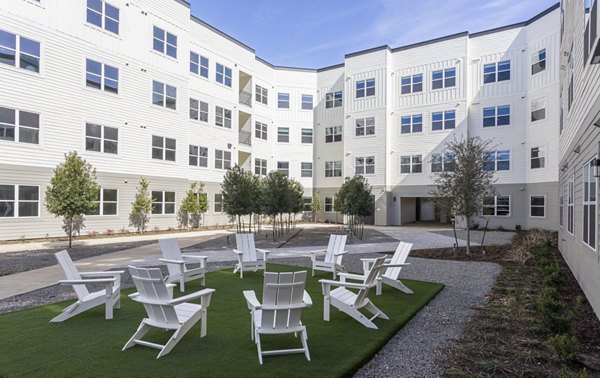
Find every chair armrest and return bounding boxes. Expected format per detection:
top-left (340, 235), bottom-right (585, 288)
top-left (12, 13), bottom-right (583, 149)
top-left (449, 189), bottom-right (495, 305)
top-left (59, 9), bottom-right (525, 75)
top-left (333, 250), bottom-right (349, 256)
top-left (159, 258), bottom-right (185, 265)
top-left (307, 249), bottom-right (326, 255)
top-left (182, 254), bottom-right (208, 261)
top-left (255, 248), bottom-right (270, 255)
top-left (337, 272), bottom-right (366, 281)
top-left (383, 263), bottom-right (410, 268)
top-left (59, 278), bottom-right (116, 285)
top-left (232, 249), bottom-right (244, 255)
top-left (319, 279), bottom-right (368, 290)
top-left (303, 291), bottom-right (313, 306)
top-left (79, 271), bottom-right (124, 277)
top-left (243, 290), bottom-right (261, 309)
top-left (170, 288), bottom-right (216, 305)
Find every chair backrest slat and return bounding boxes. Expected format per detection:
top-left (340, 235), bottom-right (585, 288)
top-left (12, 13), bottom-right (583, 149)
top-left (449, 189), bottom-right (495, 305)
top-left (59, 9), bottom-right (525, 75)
top-left (325, 234), bottom-right (347, 264)
top-left (355, 256), bottom-right (386, 306)
top-left (236, 233), bottom-right (257, 262)
top-left (260, 271), bottom-right (307, 331)
top-left (159, 239), bottom-right (184, 277)
top-left (55, 250), bottom-right (89, 299)
top-left (383, 242), bottom-right (413, 280)
top-left (128, 265), bottom-right (179, 326)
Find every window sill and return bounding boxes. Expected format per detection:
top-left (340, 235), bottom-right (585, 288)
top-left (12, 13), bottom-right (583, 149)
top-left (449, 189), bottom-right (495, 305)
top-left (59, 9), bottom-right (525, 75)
top-left (83, 23), bottom-right (121, 40)
top-left (150, 104), bottom-right (178, 113)
top-left (0, 62), bottom-right (43, 79)
top-left (84, 85), bottom-right (122, 100)
top-left (354, 134), bottom-right (377, 139)
top-left (150, 50), bottom-right (178, 63)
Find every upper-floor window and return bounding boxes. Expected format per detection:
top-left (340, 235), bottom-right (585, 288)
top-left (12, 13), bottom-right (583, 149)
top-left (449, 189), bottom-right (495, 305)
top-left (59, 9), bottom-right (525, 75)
top-left (401, 114), bottom-right (422, 134)
top-left (355, 117), bottom-right (375, 136)
top-left (189, 145), bottom-right (208, 167)
top-left (301, 162), bottom-right (313, 178)
top-left (88, 188), bottom-right (118, 216)
top-left (153, 26), bottom-right (177, 58)
top-left (484, 150), bottom-right (510, 171)
top-left (87, 0), bottom-right (119, 35)
top-left (255, 85), bottom-right (268, 105)
top-left (278, 93), bottom-right (290, 109)
top-left (530, 196), bottom-right (545, 217)
top-left (0, 29), bottom-right (40, 73)
top-left (255, 158), bottom-right (267, 176)
top-left (325, 161), bottom-right (342, 177)
top-left (356, 78), bottom-right (375, 98)
top-left (531, 98), bottom-right (546, 122)
top-left (583, 158), bottom-right (597, 249)
top-left (531, 147), bottom-right (545, 169)
top-left (483, 60), bottom-right (510, 83)
top-left (190, 52), bottom-right (208, 78)
top-left (152, 135), bottom-right (176, 161)
top-left (431, 152), bottom-right (456, 172)
top-left (301, 94), bottom-right (313, 110)
top-left (432, 68), bottom-right (455, 89)
top-left (277, 127), bottom-right (289, 143)
top-left (0, 185), bottom-right (39, 217)
top-left (215, 149), bottom-right (231, 170)
top-left (568, 175), bottom-right (574, 234)
top-left (325, 91), bottom-right (342, 108)
top-left (0, 106), bottom-right (39, 144)
top-left (214, 193), bottom-right (223, 213)
top-left (85, 123), bottom-right (117, 154)
top-left (531, 48), bottom-right (546, 75)
top-left (355, 156), bottom-right (375, 175)
top-left (277, 161), bottom-right (290, 177)
top-left (216, 63), bottom-right (232, 87)
top-left (301, 128), bottom-right (313, 143)
top-left (401, 74), bottom-right (423, 94)
top-left (400, 155), bottom-right (422, 174)
top-left (215, 106), bottom-right (232, 128)
top-left (325, 126), bottom-right (342, 143)
top-left (432, 110), bottom-right (455, 131)
top-left (152, 81), bottom-right (176, 109)
top-left (483, 195), bottom-right (510, 216)
top-left (86, 59), bottom-right (118, 94)
top-left (483, 105), bottom-right (510, 127)
top-left (151, 190), bottom-right (175, 215)
top-left (255, 122), bottom-right (267, 140)
top-left (190, 99), bottom-right (208, 122)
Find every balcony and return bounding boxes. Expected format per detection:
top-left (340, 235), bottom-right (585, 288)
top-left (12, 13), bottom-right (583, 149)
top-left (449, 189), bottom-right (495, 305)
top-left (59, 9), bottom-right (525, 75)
top-left (239, 130), bottom-right (252, 146)
top-left (239, 90), bottom-right (252, 107)
top-left (239, 70), bottom-right (252, 107)
top-left (238, 110), bottom-right (252, 147)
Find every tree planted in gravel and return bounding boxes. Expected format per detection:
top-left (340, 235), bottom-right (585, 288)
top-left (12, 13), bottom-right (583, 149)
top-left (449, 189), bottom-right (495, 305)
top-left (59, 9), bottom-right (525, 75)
top-left (221, 165), bottom-right (258, 232)
top-left (129, 177), bottom-right (153, 234)
top-left (286, 179), bottom-right (305, 230)
top-left (178, 181), bottom-right (208, 229)
top-left (310, 194), bottom-right (321, 223)
top-left (45, 151), bottom-right (100, 248)
top-left (335, 175), bottom-right (374, 240)
top-left (261, 170), bottom-right (290, 240)
top-left (430, 136), bottom-right (496, 254)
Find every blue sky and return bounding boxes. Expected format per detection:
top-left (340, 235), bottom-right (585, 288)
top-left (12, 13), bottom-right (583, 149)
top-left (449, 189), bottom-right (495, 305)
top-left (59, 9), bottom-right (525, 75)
top-left (189, 0), bottom-right (558, 68)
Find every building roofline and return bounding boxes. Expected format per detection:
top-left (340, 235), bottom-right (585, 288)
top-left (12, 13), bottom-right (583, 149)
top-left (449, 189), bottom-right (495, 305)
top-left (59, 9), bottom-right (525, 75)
top-left (317, 63), bottom-right (345, 72)
top-left (175, 0), bottom-right (190, 8)
top-left (344, 45), bottom-right (391, 59)
top-left (391, 32), bottom-right (468, 52)
top-left (190, 15), bottom-right (255, 54)
top-left (469, 3), bottom-right (559, 38)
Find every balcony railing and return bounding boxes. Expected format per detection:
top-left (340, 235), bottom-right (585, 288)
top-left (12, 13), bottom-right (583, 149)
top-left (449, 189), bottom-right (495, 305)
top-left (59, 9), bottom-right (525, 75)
top-left (239, 130), bottom-right (252, 146)
top-left (239, 90), bottom-right (252, 107)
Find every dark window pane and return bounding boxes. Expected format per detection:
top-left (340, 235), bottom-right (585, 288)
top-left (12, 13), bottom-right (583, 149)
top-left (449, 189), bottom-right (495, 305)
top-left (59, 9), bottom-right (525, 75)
top-left (86, 138), bottom-right (101, 152)
top-left (105, 4), bottom-right (119, 20)
top-left (86, 73), bottom-right (102, 89)
top-left (165, 203), bottom-right (175, 214)
top-left (104, 140), bottom-right (118, 154)
top-left (166, 45), bottom-right (177, 58)
top-left (165, 192), bottom-right (175, 202)
top-left (104, 65), bottom-right (118, 80)
top-left (18, 186), bottom-right (38, 201)
top-left (19, 111), bottom-right (38, 128)
top-left (86, 59), bottom-right (102, 75)
top-left (151, 203), bottom-right (162, 214)
top-left (104, 79), bottom-right (118, 93)
top-left (103, 189), bottom-right (117, 202)
top-left (20, 38), bottom-right (39, 57)
top-left (104, 126), bottom-right (118, 140)
top-left (153, 39), bottom-right (163, 53)
top-left (152, 93), bottom-right (163, 106)
top-left (0, 30), bottom-right (16, 49)
top-left (165, 138), bottom-right (176, 150)
top-left (0, 46), bottom-right (16, 66)
top-left (86, 123), bottom-right (102, 137)
top-left (152, 191), bottom-right (163, 202)
top-left (20, 54), bottom-right (39, 72)
top-left (0, 107), bottom-right (16, 124)
top-left (165, 150), bottom-right (176, 161)
top-left (19, 128), bottom-right (38, 144)
top-left (0, 125), bottom-right (15, 141)
top-left (19, 201), bottom-right (38, 217)
top-left (103, 203), bottom-right (117, 215)
top-left (152, 148), bottom-right (162, 160)
top-left (87, 9), bottom-right (102, 27)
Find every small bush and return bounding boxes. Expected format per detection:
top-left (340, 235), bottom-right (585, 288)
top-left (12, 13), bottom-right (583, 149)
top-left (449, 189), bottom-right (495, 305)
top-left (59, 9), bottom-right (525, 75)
top-left (167, 226), bottom-right (174, 232)
top-left (87, 231), bottom-right (98, 238)
top-left (559, 366), bottom-right (588, 378)
top-left (120, 227), bottom-right (130, 235)
top-left (547, 334), bottom-right (580, 362)
top-left (104, 229), bottom-right (114, 236)
top-left (153, 226), bottom-right (160, 232)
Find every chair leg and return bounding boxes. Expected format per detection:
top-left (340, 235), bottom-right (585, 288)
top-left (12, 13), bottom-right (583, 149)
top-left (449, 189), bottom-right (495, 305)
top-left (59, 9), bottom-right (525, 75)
top-left (301, 328), bottom-right (310, 361)
top-left (200, 309), bottom-right (208, 338)
top-left (105, 300), bottom-right (114, 320)
top-left (323, 296), bottom-right (330, 321)
top-left (256, 333), bottom-right (263, 365)
top-left (376, 281), bottom-right (382, 296)
top-left (363, 301), bottom-right (389, 320)
top-left (122, 322), bottom-right (152, 351)
top-left (180, 277), bottom-right (185, 292)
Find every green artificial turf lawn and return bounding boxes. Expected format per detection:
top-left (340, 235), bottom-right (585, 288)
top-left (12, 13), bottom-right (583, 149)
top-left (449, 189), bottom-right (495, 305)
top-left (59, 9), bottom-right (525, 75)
top-left (0, 264), bottom-right (443, 377)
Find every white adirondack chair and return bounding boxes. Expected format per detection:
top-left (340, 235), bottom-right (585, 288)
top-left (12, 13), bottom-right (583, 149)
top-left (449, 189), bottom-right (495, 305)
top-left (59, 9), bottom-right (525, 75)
top-left (361, 242), bottom-right (414, 295)
top-left (51, 250), bottom-right (124, 322)
top-left (159, 238), bottom-right (208, 292)
top-left (243, 271), bottom-right (312, 364)
top-left (319, 256), bottom-right (388, 329)
top-left (233, 233), bottom-right (270, 278)
top-left (309, 234), bottom-right (348, 279)
top-left (123, 265), bottom-right (215, 359)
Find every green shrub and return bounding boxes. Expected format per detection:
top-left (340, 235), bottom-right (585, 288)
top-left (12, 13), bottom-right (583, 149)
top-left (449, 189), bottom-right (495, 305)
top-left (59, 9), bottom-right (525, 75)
top-left (558, 366), bottom-right (588, 378)
top-left (537, 287), bottom-right (572, 334)
top-left (547, 334), bottom-right (580, 362)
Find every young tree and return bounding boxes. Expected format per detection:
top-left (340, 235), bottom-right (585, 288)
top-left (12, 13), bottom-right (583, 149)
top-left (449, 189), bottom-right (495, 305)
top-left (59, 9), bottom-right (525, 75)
top-left (430, 136), bottom-right (496, 254)
top-left (310, 194), bottom-right (322, 223)
top-left (335, 175), bottom-right (374, 239)
top-left (178, 182), bottom-right (208, 229)
top-left (221, 165), bottom-right (255, 232)
top-left (129, 177), bottom-right (153, 234)
top-left (287, 179), bottom-right (305, 229)
top-left (262, 170), bottom-right (289, 240)
top-left (45, 151), bottom-right (99, 248)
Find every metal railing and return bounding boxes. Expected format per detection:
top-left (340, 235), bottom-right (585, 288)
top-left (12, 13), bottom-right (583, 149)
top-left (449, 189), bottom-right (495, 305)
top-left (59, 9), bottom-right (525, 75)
top-left (239, 90), bottom-right (252, 107)
top-left (239, 129), bottom-right (252, 146)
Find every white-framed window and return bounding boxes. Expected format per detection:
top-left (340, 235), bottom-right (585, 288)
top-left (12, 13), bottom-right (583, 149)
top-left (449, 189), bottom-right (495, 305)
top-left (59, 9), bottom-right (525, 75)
top-left (255, 122), bottom-right (268, 140)
top-left (531, 98), bottom-right (546, 122)
top-left (151, 190), bottom-right (175, 215)
top-left (530, 196), bottom-right (546, 217)
top-left (214, 193), bottom-right (223, 213)
top-left (277, 127), bottom-right (289, 143)
top-left (0, 29), bottom-right (40, 73)
top-left (86, 0), bottom-right (119, 35)
top-left (401, 114), bottom-right (422, 134)
top-left (255, 85), bottom-right (268, 105)
top-left (401, 74), bottom-right (423, 94)
top-left (301, 128), bottom-right (313, 143)
top-left (190, 52), bottom-right (208, 78)
top-left (484, 60), bottom-right (510, 83)
top-left (301, 162), bottom-right (313, 177)
top-left (568, 175), bottom-right (574, 234)
top-left (152, 81), bottom-right (176, 109)
top-left (85, 59), bottom-right (118, 93)
top-left (325, 196), bottom-right (335, 212)
top-left (325, 91), bottom-right (342, 108)
top-left (85, 123), bottom-right (118, 154)
top-left (483, 105), bottom-right (510, 127)
top-left (0, 106), bottom-right (39, 144)
top-left (325, 126), bottom-right (342, 143)
top-left (432, 67), bottom-right (456, 89)
top-left (559, 184), bottom-right (564, 228)
top-left (88, 188), bottom-right (118, 216)
top-left (432, 110), bottom-right (456, 131)
top-left (483, 195), bottom-right (510, 216)
top-left (355, 156), bottom-right (375, 175)
top-left (189, 98), bottom-right (208, 122)
top-left (153, 26), bottom-right (177, 58)
top-left (325, 161), bottom-right (342, 177)
top-left (531, 147), bottom-right (545, 169)
top-left (355, 117), bottom-right (375, 136)
top-left (400, 155), bottom-right (422, 174)
top-left (531, 48), bottom-right (546, 75)
top-left (303, 197), bottom-right (312, 212)
top-left (277, 161), bottom-right (289, 177)
top-left (214, 149), bottom-right (231, 170)
top-left (356, 78), bottom-right (375, 98)
top-left (255, 158), bottom-right (267, 176)
top-left (215, 106), bottom-right (232, 128)
top-left (484, 150), bottom-right (510, 171)
top-left (301, 94), bottom-right (313, 110)
top-left (278, 93), bottom-right (290, 109)
top-left (216, 63), bottom-right (232, 87)
top-left (189, 145), bottom-right (208, 167)
top-left (583, 158), bottom-right (597, 249)
top-left (431, 152), bottom-right (456, 173)
top-left (151, 135), bottom-right (176, 162)
top-left (0, 185), bottom-right (39, 217)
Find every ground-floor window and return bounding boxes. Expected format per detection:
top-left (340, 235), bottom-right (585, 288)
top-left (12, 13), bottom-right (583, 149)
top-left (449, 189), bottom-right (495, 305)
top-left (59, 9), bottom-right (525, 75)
top-left (559, 185), bottom-right (564, 228)
top-left (568, 176), bottom-right (574, 234)
top-left (325, 196), bottom-right (335, 212)
top-left (87, 188), bottom-right (118, 216)
top-left (214, 193), bottom-right (223, 213)
top-left (482, 195), bottom-right (510, 216)
top-left (530, 196), bottom-right (545, 217)
top-left (582, 159), bottom-right (596, 249)
top-left (0, 185), bottom-right (39, 217)
top-left (151, 191), bottom-right (175, 215)
top-left (303, 197), bottom-right (312, 212)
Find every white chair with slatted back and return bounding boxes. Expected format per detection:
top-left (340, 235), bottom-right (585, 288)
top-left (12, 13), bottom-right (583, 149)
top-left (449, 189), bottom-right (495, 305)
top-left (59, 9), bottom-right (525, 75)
top-left (309, 234), bottom-right (348, 279)
top-left (159, 238), bottom-right (208, 292)
top-left (320, 256), bottom-right (389, 329)
top-left (51, 250), bottom-right (124, 322)
top-left (123, 265), bottom-right (215, 359)
top-left (233, 233), bottom-right (269, 278)
top-left (243, 271), bottom-right (312, 364)
top-left (360, 242), bottom-right (414, 295)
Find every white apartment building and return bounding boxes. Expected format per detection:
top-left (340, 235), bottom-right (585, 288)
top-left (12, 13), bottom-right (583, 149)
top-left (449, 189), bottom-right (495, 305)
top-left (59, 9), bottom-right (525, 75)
top-left (0, 0), bottom-right (561, 240)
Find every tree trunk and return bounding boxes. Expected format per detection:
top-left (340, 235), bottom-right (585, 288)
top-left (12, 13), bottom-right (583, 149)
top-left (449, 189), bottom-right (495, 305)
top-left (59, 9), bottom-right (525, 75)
top-left (466, 227), bottom-right (471, 255)
top-left (68, 217), bottom-right (73, 248)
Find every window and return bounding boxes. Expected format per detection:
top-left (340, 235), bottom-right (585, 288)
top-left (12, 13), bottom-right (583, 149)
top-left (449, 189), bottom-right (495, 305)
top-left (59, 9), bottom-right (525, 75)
top-left (86, 0), bottom-right (119, 34)
top-left (325, 91), bottom-right (342, 108)
top-left (483, 60), bottom-right (510, 83)
top-left (255, 85), bottom-right (268, 105)
top-left (325, 197), bottom-right (335, 212)
top-left (483, 105), bottom-right (510, 127)
top-left (325, 161), bottom-right (342, 177)
top-left (277, 161), bottom-right (289, 177)
top-left (255, 122), bottom-right (268, 140)
top-left (189, 99), bottom-right (208, 122)
top-left (278, 93), bottom-right (290, 109)
top-left (432, 67), bottom-right (456, 89)
top-left (277, 127), bottom-right (289, 143)
top-left (152, 81), bottom-right (176, 109)
top-left (531, 147), bottom-right (545, 169)
top-left (559, 185), bottom-right (564, 228)
top-left (530, 196), bottom-right (545, 217)
top-left (214, 149), bottom-right (231, 170)
top-left (303, 198), bottom-right (312, 212)
top-left (325, 126), bottom-right (342, 143)
top-left (355, 156), bottom-right (375, 175)
top-left (152, 136), bottom-right (176, 161)
top-left (189, 145), bottom-right (208, 167)
top-left (190, 52), bottom-right (208, 78)
top-left (356, 78), bottom-right (375, 98)
top-left (531, 48), bottom-right (546, 75)
top-left (401, 114), bottom-right (422, 134)
top-left (255, 158), bottom-right (267, 176)
top-left (86, 123), bottom-right (118, 154)
top-left (0, 106), bottom-right (39, 144)
top-left (567, 46), bottom-right (574, 111)
top-left (432, 110), bottom-right (455, 131)
top-left (215, 106), bottom-right (232, 129)
top-left (214, 193), bottom-right (223, 213)
top-left (401, 74), bottom-right (423, 94)
top-left (301, 162), bottom-right (313, 177)
top-left (355, 117), bottom-right (375, 136)
top-left (0, 30), bottom-right (40, 72)
top-left (85, 59), bottom-right (118, 93)
top-left (431, 152), bottom-right (456, 172)
top-left (151, 191), bottom-right (175, 215)
top-left (301, 128), bottom-right (313, 143)
top-left (0, 185), bottom-right (39, 217)
top-left (583, 159), bottom-right (597, 249)
top-left (301, 94), bottom-right (313, 110)
top-left (216, 63), bottom-right (232, 87)
top-left (483, 195), bottom-right (510, 216)
top-left (88, 188), bottom-right (118, 215)
top-left (568, 176), bottom-right (574, 234)
top-left (152, 26), bottom-right (177, 58)
top-left (484, 150), bottom-right (510, 171)
top-left (400, 155), bottom-right (422, 174)
top-left (531, 98), bottom-right (546, 122)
